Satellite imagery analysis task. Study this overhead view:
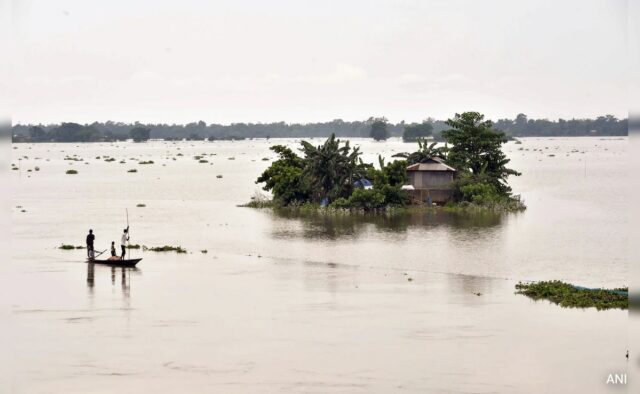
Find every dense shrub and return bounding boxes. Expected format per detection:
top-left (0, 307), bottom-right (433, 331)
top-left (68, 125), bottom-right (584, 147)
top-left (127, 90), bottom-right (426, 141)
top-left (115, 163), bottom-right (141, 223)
top-left (344, 188), bottom-right (385, 210)
top-left (459, 182), bottom-right (500, 204)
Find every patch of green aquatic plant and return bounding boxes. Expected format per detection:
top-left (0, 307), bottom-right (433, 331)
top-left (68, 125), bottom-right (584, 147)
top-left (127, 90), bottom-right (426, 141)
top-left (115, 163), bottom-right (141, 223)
top-left (127, 169), bottom-right (137, 173)
top-left (145, 245), bottom-right (187, 253)
top-left (136, 203), bottom-right (146, 207)
top-left (127, 244), bottom-right (141, 249)
top-left (59, 244), bottom-right (84, 250)
top-left (515, 281), bottom-right (628, 310)
top-left (199, 159), bottom-right (208, 163)
top-left (104, 157), bottom-right (116, 162)
top-left (66, 169), bottom-right (78, 175)
top-left (139, 160), bottom-right (154, 165)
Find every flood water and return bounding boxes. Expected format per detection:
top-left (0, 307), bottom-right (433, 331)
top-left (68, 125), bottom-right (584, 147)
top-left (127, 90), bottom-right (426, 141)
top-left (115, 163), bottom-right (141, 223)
top-left (3, 137), bottom-right (629, 393)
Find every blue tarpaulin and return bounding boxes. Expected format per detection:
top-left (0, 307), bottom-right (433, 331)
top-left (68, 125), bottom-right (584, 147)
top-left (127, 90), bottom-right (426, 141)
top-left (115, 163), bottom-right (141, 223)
top-left (353, 178), bottom-right (373, 189)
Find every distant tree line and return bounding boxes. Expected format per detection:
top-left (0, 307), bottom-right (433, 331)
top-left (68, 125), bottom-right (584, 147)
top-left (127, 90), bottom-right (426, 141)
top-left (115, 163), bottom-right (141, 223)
top-left (11, 114), bottom-right (627, 143)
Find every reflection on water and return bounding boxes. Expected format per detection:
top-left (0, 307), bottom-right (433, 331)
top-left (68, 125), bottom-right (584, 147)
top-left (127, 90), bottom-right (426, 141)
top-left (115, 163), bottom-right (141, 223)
top-left (268, 208), bottom-right (508, 239)
top-left (86, 262), bottom-right (140, 299)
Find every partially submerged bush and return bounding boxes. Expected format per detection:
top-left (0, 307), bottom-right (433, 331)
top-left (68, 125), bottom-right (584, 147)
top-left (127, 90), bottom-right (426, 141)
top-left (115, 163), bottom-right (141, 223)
top-left (240, 191), bottom-right (273, 208)
top-left (66, 169), bottom-right (78, 175)
top-left (339, 188), bottom-right (385, 210)
top-left (459, 182), bottom-right (501, 205)
top-left (515, 280), bottom-right (627, 310)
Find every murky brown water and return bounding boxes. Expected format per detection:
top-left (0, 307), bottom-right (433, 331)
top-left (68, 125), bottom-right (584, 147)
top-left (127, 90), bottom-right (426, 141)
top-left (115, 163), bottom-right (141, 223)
top-left (3, 137), bottom-right (628, 393)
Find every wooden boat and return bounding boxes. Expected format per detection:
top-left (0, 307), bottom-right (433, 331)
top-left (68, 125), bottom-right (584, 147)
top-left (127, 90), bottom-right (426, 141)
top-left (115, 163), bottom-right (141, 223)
top-left (87, 258), bottom-right (142, 267)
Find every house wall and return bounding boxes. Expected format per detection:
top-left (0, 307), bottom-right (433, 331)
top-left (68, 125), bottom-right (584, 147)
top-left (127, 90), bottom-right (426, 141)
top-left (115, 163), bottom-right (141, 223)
top-left (409, 171), bottom-right (453, 189)
top-left (407, 189), bottom-right (454, 204)
top-left (407, 170), bottom-right (455, 204)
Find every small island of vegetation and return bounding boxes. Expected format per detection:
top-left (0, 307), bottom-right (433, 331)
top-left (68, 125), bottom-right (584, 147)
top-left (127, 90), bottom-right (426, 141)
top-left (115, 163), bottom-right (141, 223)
top-left (246, 112), bottom-right (525, 212)
top-left (516, 281), bottom-right (628, 310)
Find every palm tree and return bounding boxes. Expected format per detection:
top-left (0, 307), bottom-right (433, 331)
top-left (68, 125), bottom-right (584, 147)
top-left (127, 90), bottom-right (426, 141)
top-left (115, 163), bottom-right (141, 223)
top-left (392, 138), bottom-right (447, 165)
top-left (300, 134), bottom-right (370, 202)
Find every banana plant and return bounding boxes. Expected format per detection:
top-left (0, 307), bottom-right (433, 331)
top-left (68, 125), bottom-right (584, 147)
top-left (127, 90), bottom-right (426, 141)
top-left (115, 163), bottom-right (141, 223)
top-left (392, 138), bottom-right (447, 165)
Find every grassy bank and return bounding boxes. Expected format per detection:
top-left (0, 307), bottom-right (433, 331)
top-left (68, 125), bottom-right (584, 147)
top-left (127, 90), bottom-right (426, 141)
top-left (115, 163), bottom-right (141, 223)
top-left (515, 281), bottom-right (628, 310)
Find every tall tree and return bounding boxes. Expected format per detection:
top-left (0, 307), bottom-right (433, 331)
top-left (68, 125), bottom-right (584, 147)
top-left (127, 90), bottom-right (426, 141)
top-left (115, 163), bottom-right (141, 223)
top-left (369, 117), bottom-right (389, 141)
top-left (442, 112), bottom-right (520, 195)
top-left (256, 145), bottom-right (308, 205)
top-left (130, 127), bottom-right (151, 142)
top-left (402, 121), bottom-right (433, 142)
top-left (52, 123), bottom-right (100, 142)
top-left (28, 126), bottom-right (47, 142)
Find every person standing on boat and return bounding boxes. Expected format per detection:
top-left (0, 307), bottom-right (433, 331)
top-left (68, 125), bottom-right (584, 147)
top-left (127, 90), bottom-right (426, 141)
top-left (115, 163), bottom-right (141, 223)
top-left (120, 227), bottom-right (129, 259)
top-left (111, 241), bottom-right (117, 258)
top-left (86, 229), bottom-right (95, 260)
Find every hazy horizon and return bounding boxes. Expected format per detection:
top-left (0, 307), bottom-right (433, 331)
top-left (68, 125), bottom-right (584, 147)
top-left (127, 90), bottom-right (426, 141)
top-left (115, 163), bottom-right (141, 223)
top-left (11, 0), bottom-right (627, 124)
top-left (11, 113), bottom-right (630, 127)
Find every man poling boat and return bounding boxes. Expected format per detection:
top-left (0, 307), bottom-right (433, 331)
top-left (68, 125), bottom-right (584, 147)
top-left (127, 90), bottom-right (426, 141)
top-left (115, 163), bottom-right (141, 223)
top-left (85, 208), bottom-right (143, 267)
top-left (120, 226), bottom-right (130, 259)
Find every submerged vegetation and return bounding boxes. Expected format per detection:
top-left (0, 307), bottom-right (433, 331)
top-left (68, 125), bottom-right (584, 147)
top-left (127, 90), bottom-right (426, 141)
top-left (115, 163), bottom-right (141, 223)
top-left (59, 244), bottom-right (84, 250)
top-left (252, 112), bottom-right (524, 212)
top-left (145, 245), bottom-right (187, 253)
top-left (515, 281), bottom-right (628, 310)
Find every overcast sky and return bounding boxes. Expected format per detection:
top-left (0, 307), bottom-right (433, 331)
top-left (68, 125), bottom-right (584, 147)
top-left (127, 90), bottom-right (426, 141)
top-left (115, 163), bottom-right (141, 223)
top-left (11, 0), bottom-right (627, 125)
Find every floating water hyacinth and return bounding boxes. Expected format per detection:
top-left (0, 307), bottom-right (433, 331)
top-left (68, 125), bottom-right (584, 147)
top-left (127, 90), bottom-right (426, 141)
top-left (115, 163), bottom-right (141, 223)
top-left (146, 245), bottom-right (187, 253)
top-left (515, 281), bottom-right (627, 310)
